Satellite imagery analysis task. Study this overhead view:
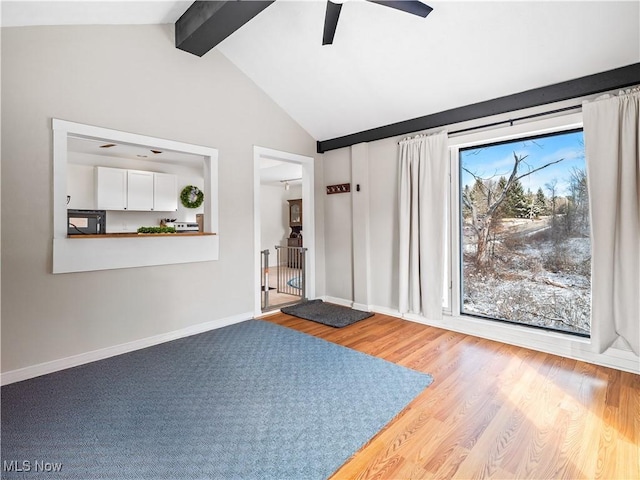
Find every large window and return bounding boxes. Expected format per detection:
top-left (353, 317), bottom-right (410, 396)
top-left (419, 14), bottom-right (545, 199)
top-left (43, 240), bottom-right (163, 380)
top-left (458, 127), bottom-right (591, 336)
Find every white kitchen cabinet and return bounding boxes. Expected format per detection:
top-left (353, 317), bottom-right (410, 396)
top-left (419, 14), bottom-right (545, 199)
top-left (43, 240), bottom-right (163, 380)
top-left (95, 166), bottom-right (127, 210)
top-left (95, 167), bottom-right (177, 212)
top-left (153, 172), bottom-right (178, 211)
top-left (127, 170), bottom-right (154, 211)
top-left (67, 164), bottom-right (96, 209)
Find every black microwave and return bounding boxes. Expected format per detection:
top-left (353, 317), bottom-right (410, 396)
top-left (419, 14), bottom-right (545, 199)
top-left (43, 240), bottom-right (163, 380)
top-left (67, 209), bottom-right (106, 235)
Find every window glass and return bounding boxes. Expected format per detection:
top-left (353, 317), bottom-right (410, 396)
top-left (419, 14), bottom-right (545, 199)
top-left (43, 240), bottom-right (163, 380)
top-left (459, 129), bottom-right (591, 336)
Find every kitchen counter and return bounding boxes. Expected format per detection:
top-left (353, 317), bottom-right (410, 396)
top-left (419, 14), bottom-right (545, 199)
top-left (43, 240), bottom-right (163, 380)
top-left (68, 232), bottom-right (216, 238)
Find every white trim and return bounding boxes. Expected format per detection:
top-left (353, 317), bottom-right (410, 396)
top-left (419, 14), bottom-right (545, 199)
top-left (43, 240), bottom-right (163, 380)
top-left (443, 112), bottom-right (627, 364)
top-left (276, 294), bottom-right (639, 373)
top-left (322, 295), bottom-right (353, 307)
top-left (409, 310), bottom-right (639, 375)
top-left (256, 308), bottom-right (283, 318)
top-left (363, 304), bottom-right (639, 374)
top-left (52, 119), bottom-right (217, 157)
top-left (0, 311), bottom-right (253, 386)
top-left (253, 152), bottom-right (263, 315)
top-left (351, 302), bottom-right (371, 312)
top-left (52, 118), bottom-right (219, 273)
top-left (253, 146), bottom-right (315, 317)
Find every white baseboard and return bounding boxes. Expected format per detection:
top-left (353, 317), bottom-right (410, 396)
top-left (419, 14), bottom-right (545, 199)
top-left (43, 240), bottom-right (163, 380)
top-left (15, 301), bottom-right (632, 385)
top-left (321, 297), bottom-right (639, 374)
top-left (368, 304), bottom-right (640, 375)
top-left (256, 308), bottom-right (283, 318)
top-left (351, 302), bottom-right (371, 312)
top-left (367, 305), bottom-right (398, 317)
top-left (1, 311), bottom-right (253, 386)
top-left (322, 296), bottom-right (353, 307)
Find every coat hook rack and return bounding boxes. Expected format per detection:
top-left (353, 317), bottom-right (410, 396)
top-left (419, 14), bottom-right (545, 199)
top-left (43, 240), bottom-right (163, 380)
top-left (326, 183), bottom-right (351, 194)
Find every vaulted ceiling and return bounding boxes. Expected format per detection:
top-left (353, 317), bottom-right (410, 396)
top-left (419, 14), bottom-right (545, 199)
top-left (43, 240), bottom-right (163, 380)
top-left (3, 1), bottom-right (639, 143)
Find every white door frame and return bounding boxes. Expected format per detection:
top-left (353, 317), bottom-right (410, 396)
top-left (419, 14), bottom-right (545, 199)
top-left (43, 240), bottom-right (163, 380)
top-left (253, 146), bottom-right (315, 316)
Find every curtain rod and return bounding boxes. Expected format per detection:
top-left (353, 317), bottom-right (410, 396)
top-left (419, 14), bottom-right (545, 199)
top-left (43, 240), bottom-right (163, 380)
top-left (399, 104), bottom-right (582, 144)
top-left (448, 104), bottom-right (582, 136)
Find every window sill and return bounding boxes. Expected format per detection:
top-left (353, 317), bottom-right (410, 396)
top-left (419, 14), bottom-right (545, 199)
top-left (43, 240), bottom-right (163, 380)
top-left (53, 234), bottom-right (219, 273)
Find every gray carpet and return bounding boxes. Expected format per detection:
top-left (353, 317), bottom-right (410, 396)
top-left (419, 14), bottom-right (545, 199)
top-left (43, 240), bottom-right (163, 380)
top-left (281, 299), bottom-right (374, 327)
top-left (1, 319), bottom-right (432, 479)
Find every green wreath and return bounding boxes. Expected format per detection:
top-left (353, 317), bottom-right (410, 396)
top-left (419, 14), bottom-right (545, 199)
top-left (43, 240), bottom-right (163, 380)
top-left (180, 185), bottom-right (204, 209)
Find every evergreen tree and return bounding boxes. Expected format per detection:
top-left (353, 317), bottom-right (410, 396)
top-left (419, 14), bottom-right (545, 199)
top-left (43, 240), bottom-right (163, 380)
top-left (535, 187), bottom-right (547, 216)
top-left (495, 176), bottom-right (508, 218)
top-left (505, 179), bottom-right (528, 218)
top-left (535, 187), bottom-right (546, 207)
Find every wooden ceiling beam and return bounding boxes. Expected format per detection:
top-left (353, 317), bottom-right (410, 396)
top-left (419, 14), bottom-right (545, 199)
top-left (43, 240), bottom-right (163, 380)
top-left (176, 1), bottom-right (274, 57)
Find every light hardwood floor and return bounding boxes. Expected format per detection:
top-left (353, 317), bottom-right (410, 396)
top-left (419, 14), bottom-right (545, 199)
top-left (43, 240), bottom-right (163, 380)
top-left (262, 312), bottom-right (640, 480)
top-left (262, 265), bottom-right (303, 310)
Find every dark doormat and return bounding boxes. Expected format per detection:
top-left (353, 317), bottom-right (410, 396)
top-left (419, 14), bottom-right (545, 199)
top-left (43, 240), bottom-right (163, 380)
top-left (281, 299), bottom-right (374, 328)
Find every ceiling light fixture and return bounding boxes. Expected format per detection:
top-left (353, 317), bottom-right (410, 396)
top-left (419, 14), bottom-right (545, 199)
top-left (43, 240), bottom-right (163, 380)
top-left (280, 177), bottom-right (302, 190)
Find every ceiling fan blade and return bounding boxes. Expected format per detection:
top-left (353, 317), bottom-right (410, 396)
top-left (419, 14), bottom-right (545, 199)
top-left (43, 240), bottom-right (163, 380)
top-left (366, 0), bottom-right (433, 18)
top-left (322, 0), bottom-right (343, 45)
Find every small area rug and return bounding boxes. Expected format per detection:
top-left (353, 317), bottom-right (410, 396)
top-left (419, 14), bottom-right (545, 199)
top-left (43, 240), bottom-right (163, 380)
top-left (1, 320), bottom-right (432, 480)
top-left (286, 276), bottom-right (301, 289)
top-left (281, 299), bottom-right (374, 327)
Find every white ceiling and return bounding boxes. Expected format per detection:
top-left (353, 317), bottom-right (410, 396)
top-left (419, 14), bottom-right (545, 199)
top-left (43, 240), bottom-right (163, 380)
top-left (217, 0), bottom-right (640, 141)
top-left (0, 1), bottom-right (192, 27)
top-left (67, 135), bottom-right (206, 168)
top-left (260, 159), bottom-right (303, 186)
top-left (2, 1), bottom-right (639, 142)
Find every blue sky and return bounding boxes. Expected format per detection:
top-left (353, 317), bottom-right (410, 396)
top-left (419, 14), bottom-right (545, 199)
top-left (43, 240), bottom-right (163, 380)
top-left (460, 130), bottom-right (585, 197)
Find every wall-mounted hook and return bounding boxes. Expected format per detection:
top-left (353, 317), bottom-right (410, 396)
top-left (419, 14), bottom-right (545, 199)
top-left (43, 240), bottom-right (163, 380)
top-left (326, 183), bottom-right (351, 194)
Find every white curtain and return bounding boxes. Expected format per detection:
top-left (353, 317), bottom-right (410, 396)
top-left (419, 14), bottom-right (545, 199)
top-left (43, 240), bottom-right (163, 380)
top-left (583, 88), bottom-right (640, 355)
top-left (398, 131), bottom-right (448, 320)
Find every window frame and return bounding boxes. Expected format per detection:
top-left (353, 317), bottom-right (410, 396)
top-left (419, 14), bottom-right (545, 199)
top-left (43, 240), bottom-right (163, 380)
top-left (445, 112), bottom-right (585, 332)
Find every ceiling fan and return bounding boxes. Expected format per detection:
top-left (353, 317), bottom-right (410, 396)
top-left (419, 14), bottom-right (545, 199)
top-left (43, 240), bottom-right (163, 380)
top-left (322, 0), bottom-right (433, 45)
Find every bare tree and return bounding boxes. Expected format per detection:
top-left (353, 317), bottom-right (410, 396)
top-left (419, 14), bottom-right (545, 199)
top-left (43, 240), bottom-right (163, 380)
top-left (545, 178), bottom-right (558, 217)
top-left (565, 167), bottom-right (589, 235)
top-left (463, 152), bottom-right (565, 267)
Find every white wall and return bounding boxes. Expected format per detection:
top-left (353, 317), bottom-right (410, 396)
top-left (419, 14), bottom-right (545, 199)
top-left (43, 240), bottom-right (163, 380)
top-left (323, 142), bottom-right (393, 307)
top-left (323, 148), bottom-right (353, 300)
top-left (0, 24), bottom-right (322, 375)
top-left (260, 184), bottom-right (302, 266)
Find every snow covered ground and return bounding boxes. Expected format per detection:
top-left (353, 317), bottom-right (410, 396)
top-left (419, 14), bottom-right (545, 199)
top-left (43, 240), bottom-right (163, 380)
top-left (463, 234), bottom-right (591, 336)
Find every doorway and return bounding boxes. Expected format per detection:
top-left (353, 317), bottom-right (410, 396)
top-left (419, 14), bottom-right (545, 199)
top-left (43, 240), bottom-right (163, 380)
top-left (253, 146), bottom-right (315, 316)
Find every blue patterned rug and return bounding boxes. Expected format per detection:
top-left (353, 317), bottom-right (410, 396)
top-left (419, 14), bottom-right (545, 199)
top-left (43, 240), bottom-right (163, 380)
top-left (1, 320), bottom-right (433, 479)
